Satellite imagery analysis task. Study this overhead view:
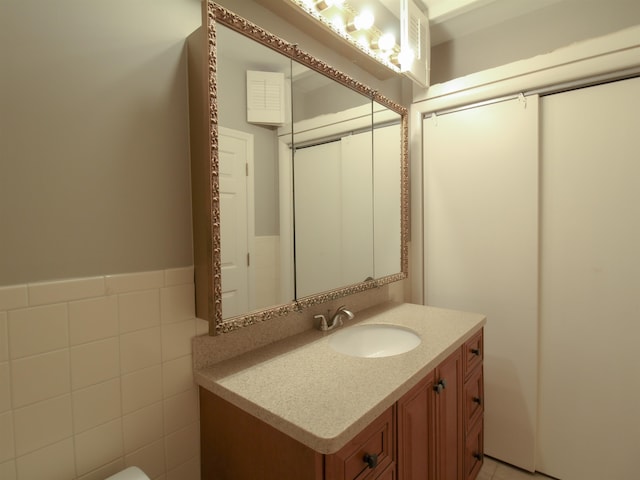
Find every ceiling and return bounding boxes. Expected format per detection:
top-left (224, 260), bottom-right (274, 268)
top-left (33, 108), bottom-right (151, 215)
top-left (240, 0), bottom-right (574, 81)
top-left (378, 0), bottom-right (568, 45)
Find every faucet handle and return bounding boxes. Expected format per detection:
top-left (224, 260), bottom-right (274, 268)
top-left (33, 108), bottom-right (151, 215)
top-left (336, 306), bottom-right (355, 321)
top-left (314, 314), bottom-right (329, 331)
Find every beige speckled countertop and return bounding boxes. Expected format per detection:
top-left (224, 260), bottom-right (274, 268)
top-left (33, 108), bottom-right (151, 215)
top-left (194, 301), bottom-right (485, 454)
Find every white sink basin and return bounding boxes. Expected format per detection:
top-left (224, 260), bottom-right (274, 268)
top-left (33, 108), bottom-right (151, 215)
top-left (328, 324), bottom-right (421, 358)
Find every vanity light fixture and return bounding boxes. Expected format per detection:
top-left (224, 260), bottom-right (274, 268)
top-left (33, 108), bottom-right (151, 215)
top-left (286, 0), bottom-right (429, 86)
top-left (289, 0), bottom-right (402, 74)
top-left (315, 0), bottom-right (345, 11)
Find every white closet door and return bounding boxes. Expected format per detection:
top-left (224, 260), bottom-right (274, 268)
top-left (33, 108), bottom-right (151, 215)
top-left (423, 97), bottom-right (539, 471)
top-left (341, 132), bottom-right (374, 286)
top-left (374, 123), bottom-right (402, 278)
top-left (294, 141), bottom-right (342, 298)
top-left (538, 76), bottom-right (640, 480)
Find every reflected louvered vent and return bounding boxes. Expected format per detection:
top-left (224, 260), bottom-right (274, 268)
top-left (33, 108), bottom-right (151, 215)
top-left (246, 70), bottom-right (286, 126)
top-left (401, 0), bottom-right (430, 88)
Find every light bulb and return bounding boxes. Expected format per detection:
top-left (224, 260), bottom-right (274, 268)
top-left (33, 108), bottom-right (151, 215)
top-left (377, 33), bottom-right (395, 52)
top-left (353, 10), bottom-right (374, 31)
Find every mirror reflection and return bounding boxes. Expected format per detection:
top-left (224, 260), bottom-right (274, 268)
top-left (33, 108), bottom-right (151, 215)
top-left (217, 25), bottom-right (293, 319)
top-left (290, 64), bottom-right (374, 298)
top-left (373, 103), bottom-right (402, 279)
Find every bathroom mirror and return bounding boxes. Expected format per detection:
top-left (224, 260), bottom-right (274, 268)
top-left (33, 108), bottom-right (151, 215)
top-left (188, 1), bottom-right (408, 335)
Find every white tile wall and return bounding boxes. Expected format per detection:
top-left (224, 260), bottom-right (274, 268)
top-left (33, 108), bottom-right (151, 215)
top-left (69, 296), bottom-right (118, 346)
top-left (120, 328), bottom-right (162, 374)
top-left (0, 459), bottom-right (17, 480)
top-left (254, 236), bottom-right (281, 308)
top-left (0, 267), bottom-right (200, 480)
top-left (15, 438), bottom-right (76, 480)
top-left (121, 366), bottom-right (163, 415)
top-left (0, 286), bottom-right (28, 312)
top-left (11, 351), bottom-right (70, 407)
top-left (8, 304), bottom-right (68, 359)
top-left (0, 312), bottom-right (8, 362)
top-left (72, 379), bottom-right (122, 433)
top-left (70, 338), bottom-right (120, 390)
top-left (0, 364), bottom-right (10, 413)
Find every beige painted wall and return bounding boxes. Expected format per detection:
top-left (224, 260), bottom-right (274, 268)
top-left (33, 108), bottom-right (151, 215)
top-left (0, 0), bottom-right (408, 287)
top-left (430, 0), bottom-right (640, 84)
top-left (0, 0), bottom-right (203, 286)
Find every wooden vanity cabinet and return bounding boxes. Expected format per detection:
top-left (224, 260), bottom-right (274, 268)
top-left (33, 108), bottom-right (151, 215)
top-left (397, 348), bottom-right (463, 480)
top-left (462, 329), bottom-right (484, 480)
top-left (200, 329), bottom-right (484, 480)
top-left (397, 330), bottom-right (484, 480)
top-left (200, 389), bottom-right (393, 480)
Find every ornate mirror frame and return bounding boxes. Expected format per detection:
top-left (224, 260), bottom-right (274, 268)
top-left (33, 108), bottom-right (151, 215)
top-left (197, 1), bottom-right (408, 335)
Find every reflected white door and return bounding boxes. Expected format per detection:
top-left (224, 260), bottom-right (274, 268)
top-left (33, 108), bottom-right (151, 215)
top-left (294, 141), bottom-right (342, 297)
top-left (340, 132), bottom-right (373, 285)
top-left (294, 133), bottom-right (374, 297)
top-left (219, 127), bottom-right (253, 318)
top-left (373, 123), bottom-right (401, 278)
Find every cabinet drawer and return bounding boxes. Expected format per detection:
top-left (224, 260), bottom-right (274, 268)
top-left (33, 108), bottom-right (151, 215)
top-left (464, 415), bottom-right (484, 480)
top-left (463, 329), bottom-right (483, 379)
top-left (325, 407), bottom-right (395, 480)
top-left (463, 366), bottom-right (483, 433)
top-left (374, 462), bottom-right (396, 480)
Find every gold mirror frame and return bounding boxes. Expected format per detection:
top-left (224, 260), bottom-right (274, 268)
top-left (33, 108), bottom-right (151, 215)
top-left (201, 1), bottom-right (408, 335)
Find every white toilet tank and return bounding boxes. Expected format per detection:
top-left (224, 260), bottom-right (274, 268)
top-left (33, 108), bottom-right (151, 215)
top-left (105, 466), bottom-right (150, 480)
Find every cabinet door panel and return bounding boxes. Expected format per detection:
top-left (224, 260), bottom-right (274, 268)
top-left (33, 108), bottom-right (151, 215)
top-left (435, 348), bottom-right (463, 480)
top-left (397, 371), bottom-right (435, 480)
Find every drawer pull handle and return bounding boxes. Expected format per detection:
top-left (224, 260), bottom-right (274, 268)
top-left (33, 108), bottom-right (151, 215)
top-left (473, 396), bottom-right (482, 405)
top-left (470, 348), bottom-right (481, 356)
top-left (473, 453), bottom-right (483, 461)
top-left (433, 379), bottom-right (447, 394)
top-left (363, 453), bottom-right (378, 469)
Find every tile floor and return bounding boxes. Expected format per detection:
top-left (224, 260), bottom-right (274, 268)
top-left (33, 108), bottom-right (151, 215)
top-left (479, 456), bottom-right (557, 480)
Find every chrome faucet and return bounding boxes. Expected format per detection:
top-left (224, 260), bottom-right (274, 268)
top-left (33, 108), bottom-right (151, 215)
top-left (314, 305), bottom-right (355, 331)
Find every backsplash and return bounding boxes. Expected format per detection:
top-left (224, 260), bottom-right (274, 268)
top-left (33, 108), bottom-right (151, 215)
top-left (0, 268), bottom-right (203, 480)
top-left (193, 282), bottom-right (400, 370)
